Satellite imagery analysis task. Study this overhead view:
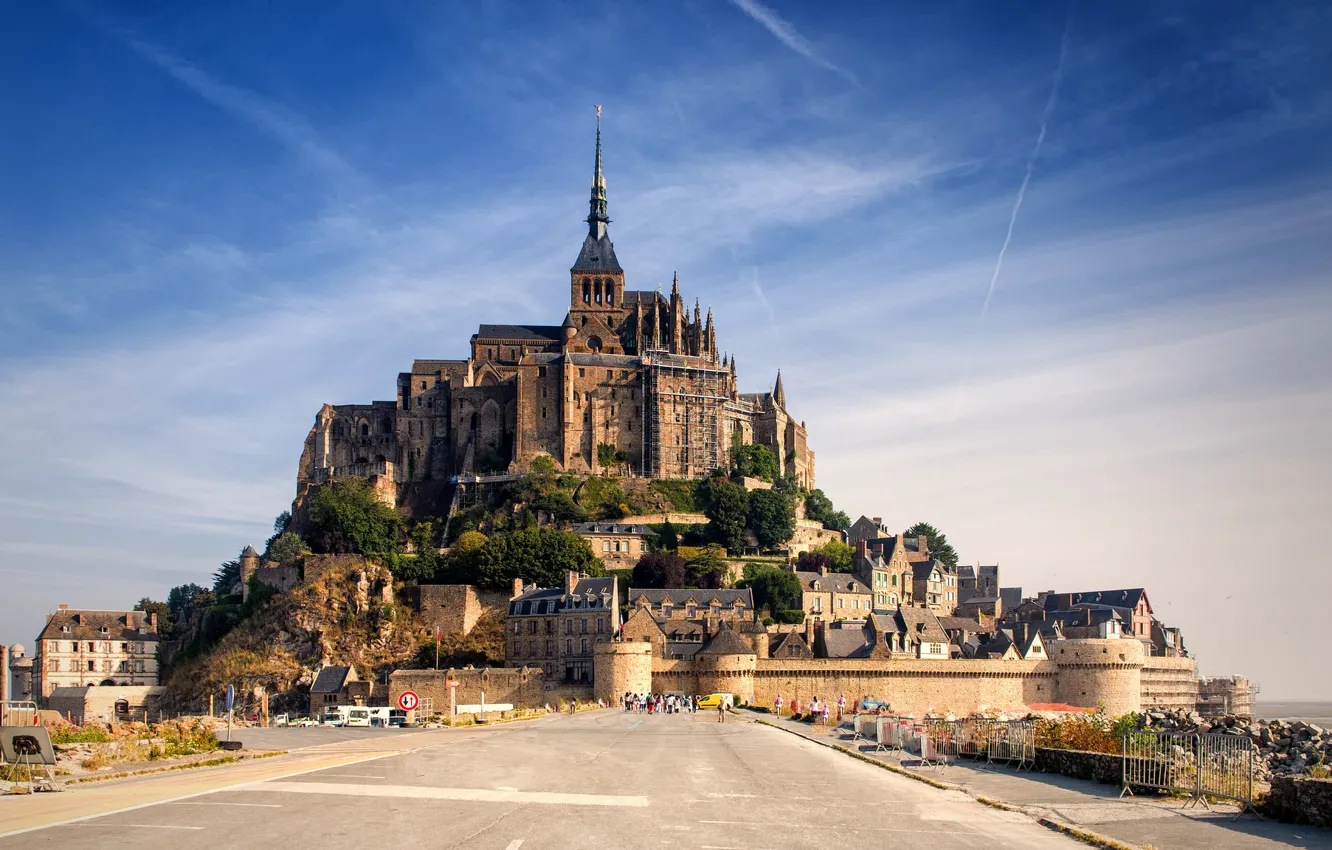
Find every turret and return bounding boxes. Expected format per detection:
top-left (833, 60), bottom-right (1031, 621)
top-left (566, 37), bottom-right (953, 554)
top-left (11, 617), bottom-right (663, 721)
top-left (240, 545), bottom-right (260, 602)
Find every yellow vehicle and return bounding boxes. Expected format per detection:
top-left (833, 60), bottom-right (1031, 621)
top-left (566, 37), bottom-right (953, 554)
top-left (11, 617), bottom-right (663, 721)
top-left (696, 693), bottom-right (734, 710)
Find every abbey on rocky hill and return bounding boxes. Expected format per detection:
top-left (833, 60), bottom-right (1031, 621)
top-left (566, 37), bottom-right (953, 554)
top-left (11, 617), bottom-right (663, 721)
top-left (297, 112), bottom-right (814, 496)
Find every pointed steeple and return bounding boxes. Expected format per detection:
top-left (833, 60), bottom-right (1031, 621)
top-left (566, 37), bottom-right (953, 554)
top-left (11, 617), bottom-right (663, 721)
top-left (693, 298), bottom-right (701, 324)
top-left (774, 370), bottom-right (786, 409)
top-left (572, 106), bottom-right (621, 272)
top-left (588, 105), bottom-right (609, 238)
top-left (671, 272), bottom-right (679, 297)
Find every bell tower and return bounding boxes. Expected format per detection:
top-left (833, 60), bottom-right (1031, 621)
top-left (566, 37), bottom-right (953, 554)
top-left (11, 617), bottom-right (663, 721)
top-left (571, 106), bottom-right (624, 315)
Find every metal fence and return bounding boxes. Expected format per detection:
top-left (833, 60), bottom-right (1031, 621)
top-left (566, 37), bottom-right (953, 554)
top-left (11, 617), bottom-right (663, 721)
top-left (1121, 731), bottom-right (1255, 814)
top-left (0, 700), bottom-right (38, 726)
top-left (919, 718), bottom-right (1034, 770)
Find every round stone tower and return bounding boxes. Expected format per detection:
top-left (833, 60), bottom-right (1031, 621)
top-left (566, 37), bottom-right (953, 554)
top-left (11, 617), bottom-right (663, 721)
top-left (694, 626), bottom-right (757, 704)
top-left (594, 641), bottom-right (653, 703)
top-left (1051, 638), bottom-right (1146, 716)
top-left (239, 545), bottom-right (260, 602)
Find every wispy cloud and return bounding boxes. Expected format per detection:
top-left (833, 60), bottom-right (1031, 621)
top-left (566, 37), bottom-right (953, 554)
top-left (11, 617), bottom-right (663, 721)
top-left (727, 0), bottom-right (859, 85)
top-left (117, 33), bottom-right (356, 183)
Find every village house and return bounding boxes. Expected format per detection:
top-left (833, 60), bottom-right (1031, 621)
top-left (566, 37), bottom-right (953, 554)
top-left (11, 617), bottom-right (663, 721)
top-left (869, 607), bottom-right (951, 659)
top-left (310, 665), bottom-right (374, 711)
top-left (853, 547), bottom-right (913, 610)
top-left (847, 515), bottom-right (890, 548)
top-left (32, 606), bottom-right (160, 702)
top-left (955, 594), bottom-right (1002, 620)
top-left (570, 522), bottom-right (655, 571)
top-left (910, 559), bottom-right (956, 614)
top-left (506, 572), bottom-right (620, 684)
top-left (1043, 588), bottom-right (1154, 646)
top-left (792, 566), bottom-right (872, 621)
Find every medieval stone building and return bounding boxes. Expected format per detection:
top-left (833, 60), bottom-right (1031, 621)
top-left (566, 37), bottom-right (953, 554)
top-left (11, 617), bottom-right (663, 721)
top-left (297, 115), bottom-right (814, 505)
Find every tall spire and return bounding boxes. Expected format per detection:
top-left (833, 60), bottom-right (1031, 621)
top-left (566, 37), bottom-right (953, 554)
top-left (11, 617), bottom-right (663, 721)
top-left (774, 370), bottom-right (786, 409)
top-left (587, 104), bottom-right (610, 239)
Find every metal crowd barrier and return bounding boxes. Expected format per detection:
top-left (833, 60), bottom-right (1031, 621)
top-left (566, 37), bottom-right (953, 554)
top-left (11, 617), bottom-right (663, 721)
top-left (851, 713), bottom-right (878, 742)
top-left (1122, 731), bottom-right (1255, 815)
top-left (919, 718), bottom-right (1033, 771)
top-left (986, 720), bottom-right (1035, 771)
top-left (0, 701), bottom-right (38, 727)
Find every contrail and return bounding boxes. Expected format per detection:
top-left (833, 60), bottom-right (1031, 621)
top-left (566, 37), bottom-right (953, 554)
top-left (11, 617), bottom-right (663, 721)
top-left (951, 8), bottom-right (1074, 420)
top-left (979, 12), bottom-right (1073, 320)
top-left (727, 0), bottom-right (859, 85)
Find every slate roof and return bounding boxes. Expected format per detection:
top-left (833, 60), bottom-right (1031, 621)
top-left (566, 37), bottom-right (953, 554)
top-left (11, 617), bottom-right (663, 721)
top-left (36, 609), bottom-right (159, 643)
top-left (572, 232), bottom-right (622, 272)
top-left (311, 666), bottom-right (351, 694)
top-left (697, 626), bottom-right (756, 656)
top-left (937, 616), bottom-right (990, 634)
top-left (508, 577), bottom-right (616, 615)
top-left (820, 625), bottom-right (874, 659)
top-left (475, 324), bottom-right (563, 342)
top-left (793, 571), bottom-right (868, 593)
top-left (622, 290), bottom-right (668, 308)
top-left (874, 607), bottom-right (950, 645)
top-left (769, 631), bottom-right (813, 658)
top-left (911, 560), bottom-right (944, 581)
top-left (572, 522), bottom-right (654, 536)
top-left (1056, 589), bottom-right (1148, 609)
top-left (628, 588), bottom-right (753, 608)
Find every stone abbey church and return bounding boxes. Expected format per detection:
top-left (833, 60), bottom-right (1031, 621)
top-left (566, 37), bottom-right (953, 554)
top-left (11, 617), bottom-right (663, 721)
top-left (298, 117), bottom-right (814, 499)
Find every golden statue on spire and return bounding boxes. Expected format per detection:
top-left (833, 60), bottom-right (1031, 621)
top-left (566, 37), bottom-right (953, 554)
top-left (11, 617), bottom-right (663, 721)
top-left (595, 104), bottom-right (603, 118)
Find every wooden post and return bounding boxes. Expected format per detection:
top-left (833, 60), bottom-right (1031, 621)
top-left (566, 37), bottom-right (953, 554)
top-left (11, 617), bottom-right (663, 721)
top-left (262, 691), bottom-right (269, 728)
top-left (209, 693), bottom-right (214, 718)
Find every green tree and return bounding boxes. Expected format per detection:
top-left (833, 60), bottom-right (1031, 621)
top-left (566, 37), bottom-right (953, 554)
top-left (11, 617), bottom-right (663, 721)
top-left (705, 481), bottom-right (750, 553)
top-left (532, 490), bottom-right (588, 524)
top-left (904, 522), bottom-right (959, 568)
top-left (530, 455), bottom-right (557, 476)
top-left (795, 539), bottom-right (855, 573)
top-left (632, 552), bottom-right (686, 588)
top-left (739, 565), bottom-right (802, 617)
top-left (267, 531), bottom-right (309, 564)
top-left (747, 488), bottom-right (796, 550)
top-left (166, 583), bottom-right (213, 624)
top-left (133, 598), bottom-right (173, 638)
top-left (730, 443), bottom-right (780, 482)
top-left (469, 528), bottom-right (605, 591)
top-left (803, 489), bottom-right (850, 532)
top-left (212, 559), bottom-right (241, 597)
top-left (309, 478), bottom-right (404, 556)
top-left (657, 520), bottom-right (679, 551)
top-left (684, 545), bottom-right (728, 589)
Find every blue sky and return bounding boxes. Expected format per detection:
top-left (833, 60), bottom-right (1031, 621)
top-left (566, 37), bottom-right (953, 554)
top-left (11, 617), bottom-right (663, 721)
top-left (2, 1), bottom-right (1330, 699)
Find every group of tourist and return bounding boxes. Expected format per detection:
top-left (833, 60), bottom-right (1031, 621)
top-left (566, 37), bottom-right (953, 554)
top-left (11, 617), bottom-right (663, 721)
top-left (772, 694), bottom-right (848, 724)
top-left (621, 692), bottom-right (697, 714)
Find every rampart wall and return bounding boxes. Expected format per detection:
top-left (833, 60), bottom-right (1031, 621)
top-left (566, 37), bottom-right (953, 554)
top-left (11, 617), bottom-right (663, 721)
top-left (404, 584), bottom-right (509, 636)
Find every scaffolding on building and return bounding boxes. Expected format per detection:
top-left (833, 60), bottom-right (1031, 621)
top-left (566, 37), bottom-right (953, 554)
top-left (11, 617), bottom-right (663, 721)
top-left (640, 351), bottom-right (730, 479)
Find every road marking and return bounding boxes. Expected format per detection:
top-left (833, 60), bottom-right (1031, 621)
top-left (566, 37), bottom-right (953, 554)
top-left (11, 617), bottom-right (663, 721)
top-left (126, 824), bottom-right (206, 830)
top-left (257, 781), bottom-right (649, 807)
top-left (0, 750), bottom-right (403, 839)
top-left (319, 773), bottom-right (385, 779)
top-left (628, 720), bottom-right (642, 730)
top-left (504, 841), bottom-right (525, 850)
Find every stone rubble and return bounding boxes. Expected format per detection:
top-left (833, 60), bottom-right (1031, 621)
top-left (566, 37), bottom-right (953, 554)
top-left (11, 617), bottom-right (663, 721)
top-left (1139, 708), bottom-right (1331, 778)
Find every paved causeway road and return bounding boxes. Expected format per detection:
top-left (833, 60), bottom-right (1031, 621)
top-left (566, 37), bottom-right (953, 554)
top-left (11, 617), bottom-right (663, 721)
top-left (2, 710), bottom-right (1087, 849)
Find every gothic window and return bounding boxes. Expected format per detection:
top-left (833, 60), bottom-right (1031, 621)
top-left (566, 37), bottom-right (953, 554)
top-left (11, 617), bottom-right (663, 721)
top-left (582, 279), bottom-right (591, 302)
top-left (606, 286), bottom-right (614, 305)
top-left (594, 280), bottom-right (602, 303)
top-left (361, 423), bottom-right (370, 436)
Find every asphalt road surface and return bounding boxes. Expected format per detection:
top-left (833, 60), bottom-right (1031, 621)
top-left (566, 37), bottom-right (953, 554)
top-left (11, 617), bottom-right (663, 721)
top-left (2, 709), bottom-right (1086, 849)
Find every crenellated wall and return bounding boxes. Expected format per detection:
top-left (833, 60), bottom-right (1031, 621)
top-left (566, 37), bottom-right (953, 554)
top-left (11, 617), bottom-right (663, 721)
top-left (599, 638), bottom-right (1147, 716)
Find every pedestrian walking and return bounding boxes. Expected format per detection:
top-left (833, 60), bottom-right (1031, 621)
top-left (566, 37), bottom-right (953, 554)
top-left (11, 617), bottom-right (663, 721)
top-left (717, 700), bottom-right (726, 723)
top-left (837, 694), bottom-right (846, 723)
top-left (774, 694), bottom-right (783, 716)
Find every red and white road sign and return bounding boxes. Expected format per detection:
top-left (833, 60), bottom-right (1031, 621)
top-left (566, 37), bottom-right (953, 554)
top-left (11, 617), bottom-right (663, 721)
top-left (446, 680), bottom-right (461, 688)
top-left (398, 690), bottom-right (420, 711)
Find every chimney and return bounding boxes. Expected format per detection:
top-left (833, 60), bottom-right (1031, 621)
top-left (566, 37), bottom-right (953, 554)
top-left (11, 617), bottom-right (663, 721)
top-left (871, 517), bottom-right (881, 526)
top-left (818, 564), bottom-right (828, 577)
top-left (147, 612), bottom-right (158, 632)
top-left (565, 570), bottom-right (578, 595)
top-left (0, 644), bottom-right (9, 704)
top-left (804, 616), bottom-right (815, 646)
top-left (512, 578), bottom-right (524, 599)
top-left (855, 539), bottom-right (868, 560)
top-left (917, 535), bottom-right (929, 553)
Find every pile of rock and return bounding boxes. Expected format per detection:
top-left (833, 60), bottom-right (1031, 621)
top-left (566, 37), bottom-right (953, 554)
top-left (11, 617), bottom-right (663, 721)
top-left (1139, 709), bottom-right (1331, 778)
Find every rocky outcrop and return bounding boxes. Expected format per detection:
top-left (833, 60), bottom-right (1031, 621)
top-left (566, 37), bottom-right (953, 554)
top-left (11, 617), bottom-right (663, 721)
top-left (1139, 708), bottom-right (1331, 779)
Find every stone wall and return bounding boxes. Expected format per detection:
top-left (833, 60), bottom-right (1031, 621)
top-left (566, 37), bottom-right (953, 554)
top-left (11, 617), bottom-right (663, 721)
top-left (47, 685), bottom-right (167, 724)
top-left (1051, 639), bottom-right (1145, 716)
top-left (252, 563), bottom-right (302, 595)
top-left (594, 642), bottom-right (652, 701)
top-left (1034, 747), bottom-right (1123, 785)
top-left (404, 584), bottom-right (508, 636)
top-left (751, 658), bottom-right (1049, 715)
top-left (1266, 776), bottom-right (1332, 829)
top-left (1141, 656), bottom-right (1199, 712)
top-left (389, 667), bottom-right (547, 719)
